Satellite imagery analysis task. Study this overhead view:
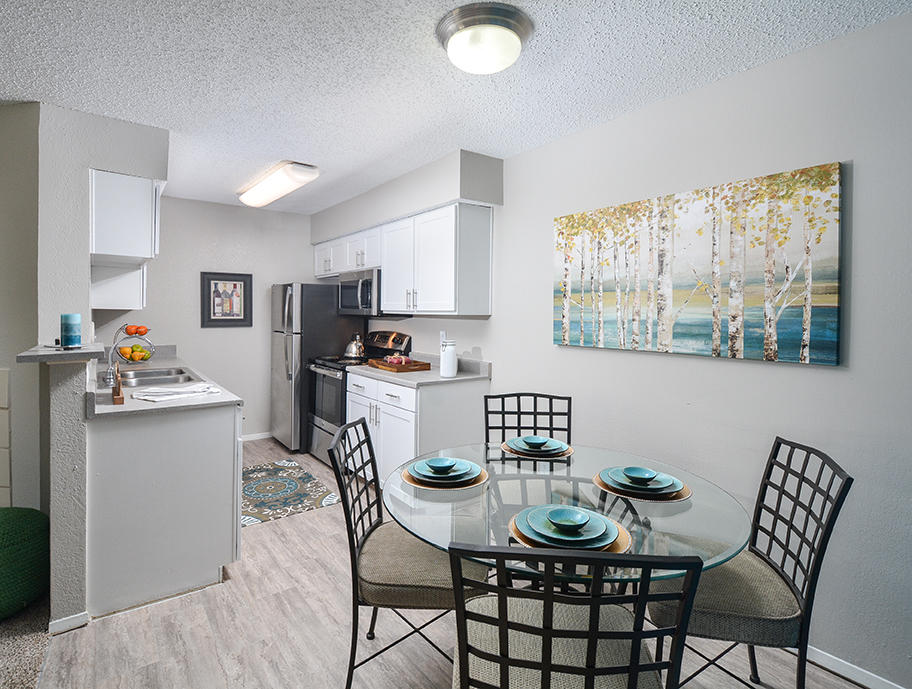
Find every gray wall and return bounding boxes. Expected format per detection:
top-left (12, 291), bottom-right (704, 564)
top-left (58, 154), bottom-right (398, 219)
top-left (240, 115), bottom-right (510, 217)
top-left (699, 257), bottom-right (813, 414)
top-left (0, 103), bottom-right (40, 509)
top-left (36, 104), bottom-right (169, 344)
top-left (95, 196), bottom-right (313, 436)
top-left (310, 150), bottom-right (503, 242)
top-left (374, 15), bottom-right (912, 687)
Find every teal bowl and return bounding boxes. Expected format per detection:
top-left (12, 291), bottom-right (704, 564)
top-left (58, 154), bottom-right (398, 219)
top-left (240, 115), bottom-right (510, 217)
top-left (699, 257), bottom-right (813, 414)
top-left (522, 435), bottom-right (550, 449)
top-left (623, 466), bottom-right (658, 484)
top-left (546, 507), bottom-right (590, 533)
top-left (426, 457), bottom-right (457, 474)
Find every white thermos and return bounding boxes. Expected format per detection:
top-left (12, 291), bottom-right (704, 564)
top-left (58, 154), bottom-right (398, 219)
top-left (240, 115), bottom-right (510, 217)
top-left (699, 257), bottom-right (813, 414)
top-left (440, 332), bottom-right (457, 378)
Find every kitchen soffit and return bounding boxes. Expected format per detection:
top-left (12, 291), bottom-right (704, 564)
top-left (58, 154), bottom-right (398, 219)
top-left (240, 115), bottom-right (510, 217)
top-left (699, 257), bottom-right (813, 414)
top-left (0, 1), bottom-right (909, 215)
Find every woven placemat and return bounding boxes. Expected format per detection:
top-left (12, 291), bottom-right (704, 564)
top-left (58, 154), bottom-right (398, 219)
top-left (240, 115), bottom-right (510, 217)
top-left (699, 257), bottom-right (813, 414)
top-left (400, 467), bottom-right (489, 491)
top-left (500, 441), bottom-right (574, 460)
top-left (508, 515), bottom-right (631, 553)
top-left (592, 473), bottom-right (692, 503)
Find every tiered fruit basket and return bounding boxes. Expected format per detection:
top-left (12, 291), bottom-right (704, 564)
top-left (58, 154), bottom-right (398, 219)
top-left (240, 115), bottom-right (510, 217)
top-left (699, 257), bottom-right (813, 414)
top-left (113, 324), bottom-right (155, 363)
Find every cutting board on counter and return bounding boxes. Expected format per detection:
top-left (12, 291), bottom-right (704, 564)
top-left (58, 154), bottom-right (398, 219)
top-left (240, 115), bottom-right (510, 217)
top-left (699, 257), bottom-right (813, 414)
top-left (367, 358), bottom-right (431, 373)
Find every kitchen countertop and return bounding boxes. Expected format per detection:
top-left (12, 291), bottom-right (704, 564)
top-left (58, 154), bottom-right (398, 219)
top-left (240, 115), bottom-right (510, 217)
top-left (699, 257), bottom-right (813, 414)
top-left (17, 343), bottom-right (106, 364)
top-left (347, 351), bottom-right (491, 389)
top-left (86, 353), bottom-right (243, 419)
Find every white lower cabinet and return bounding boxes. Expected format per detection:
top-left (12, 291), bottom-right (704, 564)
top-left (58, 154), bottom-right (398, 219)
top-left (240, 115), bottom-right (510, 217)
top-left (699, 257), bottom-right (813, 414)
top-left (375, 402), bottom-right (416, 484)
top-left (346, 375), bottom-right (416, 486)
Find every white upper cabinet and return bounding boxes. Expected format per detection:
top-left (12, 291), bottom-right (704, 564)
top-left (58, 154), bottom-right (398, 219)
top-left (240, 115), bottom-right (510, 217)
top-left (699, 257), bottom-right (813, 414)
top-left (314, 240), bottom-right (346, 277)
top-left (344, 227), bottom-right (380, 271)
top-left (413, 205), bottom-right (456, 312)
top-left (379, 218), bottom-right (415, 311)
top-left (380, 203), bottom-right (492, 316)
top-left (90, 170), bottom-right (164, 264)
top-left (311, 202), bottom-right (492, 316)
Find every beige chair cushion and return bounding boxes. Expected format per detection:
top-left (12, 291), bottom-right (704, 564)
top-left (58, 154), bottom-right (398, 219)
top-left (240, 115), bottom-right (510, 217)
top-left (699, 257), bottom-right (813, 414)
top-left (648, 549), bottom-right (801, 648)
top-left (453, 595), bottom-right (662, 689)
top-left (358, 520), bottom-right (486, 609)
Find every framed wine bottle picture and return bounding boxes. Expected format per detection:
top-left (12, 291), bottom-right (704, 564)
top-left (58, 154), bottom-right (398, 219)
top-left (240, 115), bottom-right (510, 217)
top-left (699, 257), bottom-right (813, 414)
top-left (200, 272), bottom-right (253, 327)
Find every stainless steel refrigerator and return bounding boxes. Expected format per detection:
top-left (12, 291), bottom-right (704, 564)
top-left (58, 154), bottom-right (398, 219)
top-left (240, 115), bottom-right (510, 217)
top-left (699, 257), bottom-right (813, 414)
top-left (270, 283), bottom-right (364, 451)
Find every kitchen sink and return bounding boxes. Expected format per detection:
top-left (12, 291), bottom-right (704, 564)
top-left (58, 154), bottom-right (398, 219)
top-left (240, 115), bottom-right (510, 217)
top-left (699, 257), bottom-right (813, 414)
top-left (99, 367), bottom-right (201, 388)
top-left (120, 368), bottom-right (189, 379)
top-left (120, 374), bottom-right (197, 387)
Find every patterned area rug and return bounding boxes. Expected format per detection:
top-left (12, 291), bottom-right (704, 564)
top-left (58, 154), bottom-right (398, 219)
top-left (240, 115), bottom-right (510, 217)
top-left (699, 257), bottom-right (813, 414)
top-left (241, 459), bottom-right (339, 527)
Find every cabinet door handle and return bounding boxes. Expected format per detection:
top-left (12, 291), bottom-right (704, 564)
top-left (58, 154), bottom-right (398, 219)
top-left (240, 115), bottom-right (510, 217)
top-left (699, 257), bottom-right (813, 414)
top-left (368, 402), bottom-right (373, 425)
top-left (352, 383), bottom-right (364, 389)
top-left (384, 392), bottom-right (400, 399)
top-left (412, 289), bottom-right (418, 309)
top-left (405, 289), bottom-right (411, 309)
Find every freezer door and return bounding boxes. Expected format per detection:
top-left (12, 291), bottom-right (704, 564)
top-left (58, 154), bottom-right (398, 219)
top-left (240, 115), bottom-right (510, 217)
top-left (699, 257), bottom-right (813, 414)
top-left (270, 332), bottom-right (301, 449)
top-left (271, 283), bottom-right (301, 333)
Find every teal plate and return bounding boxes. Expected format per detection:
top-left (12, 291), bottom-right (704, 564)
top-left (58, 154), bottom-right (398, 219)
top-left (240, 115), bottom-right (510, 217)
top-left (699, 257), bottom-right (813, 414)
top-left (514, 506), bottom-right (619, 549)
top-left (525, 506), bottom-right (607, 542)
top-left (600, 468), bottom-right (683, 495)
top-left (506, 437), bottom-right (569, 455)
top-left (605, 467), bottom-right (675, 491)
top-left (408, 461), bottom-right (481, 486)
top-left (411, 459), bottom-right (473, 481)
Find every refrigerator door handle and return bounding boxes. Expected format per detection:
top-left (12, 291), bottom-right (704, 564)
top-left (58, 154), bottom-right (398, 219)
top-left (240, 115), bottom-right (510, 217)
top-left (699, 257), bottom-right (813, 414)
top-left (283, 285), bottom-right (292, 333)
top-left (285, 336), bottom-right (293, 381)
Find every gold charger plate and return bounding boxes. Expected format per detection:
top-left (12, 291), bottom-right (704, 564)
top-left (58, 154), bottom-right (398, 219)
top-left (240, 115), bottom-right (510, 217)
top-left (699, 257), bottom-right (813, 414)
top-left (592, 473), bottom-right (692, 503)
top-left (500, 441), bottom-right (574, 460)
top-left (401, 466), bottom-right (489, 491)
top-left (508, 515), bottom-right (631, 553)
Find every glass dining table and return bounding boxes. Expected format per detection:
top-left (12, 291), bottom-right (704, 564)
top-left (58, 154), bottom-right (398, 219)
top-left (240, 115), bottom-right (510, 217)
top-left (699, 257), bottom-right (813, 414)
top-left (381, 443), bottom-right (752, 581)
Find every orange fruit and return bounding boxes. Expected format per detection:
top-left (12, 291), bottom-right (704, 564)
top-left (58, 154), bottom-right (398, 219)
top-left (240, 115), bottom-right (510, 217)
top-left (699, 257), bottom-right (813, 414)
top-left (131, 352), bottom-right (145, 361)
top-left (124, 325), bottom-right (138, 336)
top-left (136, 326), bottom-right (148, 336)
top-left (118, 346), bottom-right (133, 358)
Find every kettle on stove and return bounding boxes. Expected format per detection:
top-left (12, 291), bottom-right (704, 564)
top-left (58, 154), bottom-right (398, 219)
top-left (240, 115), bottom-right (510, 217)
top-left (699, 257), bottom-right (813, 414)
top-left (343, 333), bottom-right (364, 359)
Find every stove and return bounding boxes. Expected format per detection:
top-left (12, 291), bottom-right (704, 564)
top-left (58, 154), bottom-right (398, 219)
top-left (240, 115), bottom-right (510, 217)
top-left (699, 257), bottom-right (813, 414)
top-left (311, 354), bottom-right (368, 370)
top-left (307, 331), bottom-right (411, 464)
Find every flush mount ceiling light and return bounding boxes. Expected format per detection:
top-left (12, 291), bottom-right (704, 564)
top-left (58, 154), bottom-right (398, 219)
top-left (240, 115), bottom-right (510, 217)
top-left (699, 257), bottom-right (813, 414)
top-left (238, 161), bottom-right (319, 207)
top-left (436, 2), bottom-right (533, 75)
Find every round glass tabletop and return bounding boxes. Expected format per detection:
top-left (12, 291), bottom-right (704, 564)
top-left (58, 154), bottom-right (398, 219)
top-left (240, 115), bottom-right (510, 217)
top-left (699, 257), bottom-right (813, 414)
top-left (382, 443), bottom-right (751, 581)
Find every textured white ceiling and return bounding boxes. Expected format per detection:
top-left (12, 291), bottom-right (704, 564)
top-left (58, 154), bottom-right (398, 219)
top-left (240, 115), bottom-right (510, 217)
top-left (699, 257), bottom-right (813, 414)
top-left (2, 1), bottom-right (910, 215)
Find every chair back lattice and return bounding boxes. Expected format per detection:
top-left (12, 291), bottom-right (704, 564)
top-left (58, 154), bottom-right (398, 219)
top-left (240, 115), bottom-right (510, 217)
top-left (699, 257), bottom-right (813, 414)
top-left (449, 544), bottom-right (702, 689)
top-left (750, 437), bottom-right (853, 610)
top-left (327, 419), bottom-right (384, 588)
top-left (484, 393), bottom-right (572, 445)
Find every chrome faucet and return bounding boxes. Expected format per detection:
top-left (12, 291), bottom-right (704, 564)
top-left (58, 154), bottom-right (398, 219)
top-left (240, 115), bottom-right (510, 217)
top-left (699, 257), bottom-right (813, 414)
top-left (104, 324), bottom-right (155, 387)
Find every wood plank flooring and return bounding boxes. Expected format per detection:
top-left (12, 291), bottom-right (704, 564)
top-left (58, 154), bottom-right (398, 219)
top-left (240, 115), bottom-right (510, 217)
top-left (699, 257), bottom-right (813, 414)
top-left (38, 439), bottom-right (862, 689)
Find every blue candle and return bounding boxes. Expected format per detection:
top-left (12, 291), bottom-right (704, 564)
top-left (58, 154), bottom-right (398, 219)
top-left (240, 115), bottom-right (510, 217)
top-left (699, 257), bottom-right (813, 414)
top-left (60, 313), bottom-right (81, 348)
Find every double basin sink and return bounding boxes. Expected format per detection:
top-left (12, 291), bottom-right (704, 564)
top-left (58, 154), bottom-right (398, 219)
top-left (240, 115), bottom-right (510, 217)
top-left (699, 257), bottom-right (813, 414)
top-left (101, 367), bottom-right (200, 388)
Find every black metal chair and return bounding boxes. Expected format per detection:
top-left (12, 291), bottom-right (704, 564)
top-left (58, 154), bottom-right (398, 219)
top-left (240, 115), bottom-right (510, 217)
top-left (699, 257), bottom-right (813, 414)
top-left (484, 392), bottom-right (572, 445)
top-left (648, 437), bottom-right (853, 688)
top-left (449, 543), bottom-right (703, 689)
top-left (327, 419), bottom-right (487, 689)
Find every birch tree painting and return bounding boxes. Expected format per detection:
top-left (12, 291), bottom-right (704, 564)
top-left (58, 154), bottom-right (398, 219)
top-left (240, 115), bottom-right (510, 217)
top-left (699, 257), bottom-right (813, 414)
top-left (553, 162), bottom-right (840, 365)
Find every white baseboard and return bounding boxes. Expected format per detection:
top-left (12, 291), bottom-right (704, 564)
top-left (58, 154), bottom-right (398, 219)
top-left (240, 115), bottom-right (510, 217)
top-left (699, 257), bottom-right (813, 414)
top-left (240, 432), bottom-right (272, 442)
top-left (48, 611), bottom-right (89, 635)
top-left (806, 646), bottom-right (907, 689)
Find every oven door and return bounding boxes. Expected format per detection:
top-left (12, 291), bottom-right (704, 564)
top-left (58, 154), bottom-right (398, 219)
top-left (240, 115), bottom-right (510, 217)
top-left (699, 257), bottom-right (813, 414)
top-left (309, 364), bottom-right (346, 430)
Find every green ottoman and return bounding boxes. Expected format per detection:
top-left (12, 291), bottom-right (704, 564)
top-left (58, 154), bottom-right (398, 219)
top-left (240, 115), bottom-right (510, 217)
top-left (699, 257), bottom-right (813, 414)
top-left (0, 507), bottom-right (50, 621)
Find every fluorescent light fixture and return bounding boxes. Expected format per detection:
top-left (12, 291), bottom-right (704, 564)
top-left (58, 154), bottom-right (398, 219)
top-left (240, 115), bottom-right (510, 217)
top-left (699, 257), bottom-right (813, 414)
top-left (238, 161), bottom-right (319, 207)
top-left (436, 3), bottom-right (533, 75)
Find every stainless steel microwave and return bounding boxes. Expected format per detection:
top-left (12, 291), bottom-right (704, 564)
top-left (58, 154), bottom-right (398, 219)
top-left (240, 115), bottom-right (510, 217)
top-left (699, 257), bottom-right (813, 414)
top-left (338, 269), bottom-right (381, 316)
